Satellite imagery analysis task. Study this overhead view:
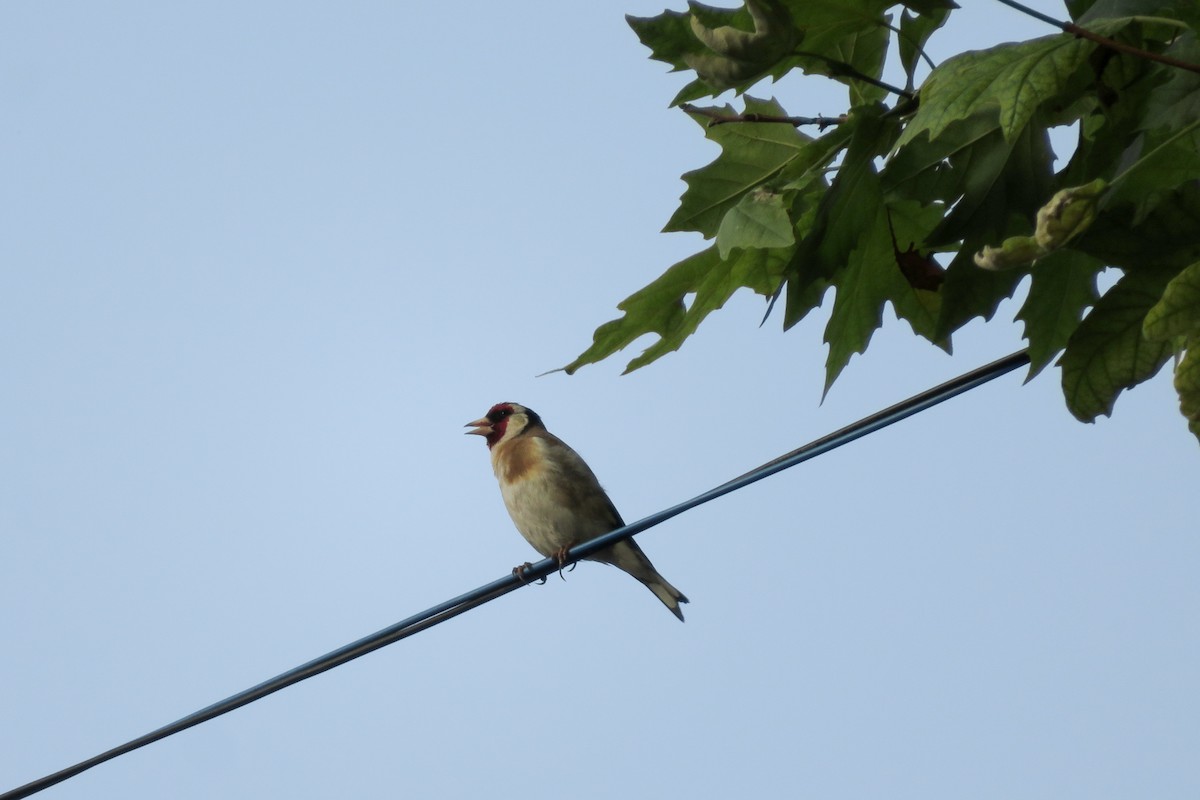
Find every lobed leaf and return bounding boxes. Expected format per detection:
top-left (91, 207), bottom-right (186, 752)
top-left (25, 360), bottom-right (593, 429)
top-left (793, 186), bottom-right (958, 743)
top-left (685, 0), bottom-right (797, 90)
top-left (819, 200), bottom-right (948, 395)
top-left (559, 244), bottom-right (789, 375)
top-left (1143, 261), bottom-right (1200, 342)
top-left (716, 188), bottom-right (795, 257)
top-left (894, 31), bottom-right (1100, 147)
top-left (814, 108), bottom-right (899, 271)
top-left (1015, 250), bottom-right (1104, 380)
top-left (667, 96), bottom-right (817, 237)
top-left (626, 8), bottom-right (707, 72)
top-left (1059, 269), bottom-right (1175, 421)
top-left (821, 204), bottom-right (894, 394)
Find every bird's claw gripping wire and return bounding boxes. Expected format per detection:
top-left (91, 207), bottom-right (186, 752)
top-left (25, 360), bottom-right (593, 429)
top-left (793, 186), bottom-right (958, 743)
top-left (511, 562), bottom-right (546, 585)
top-left (552, 547), bottom-right (577, 581)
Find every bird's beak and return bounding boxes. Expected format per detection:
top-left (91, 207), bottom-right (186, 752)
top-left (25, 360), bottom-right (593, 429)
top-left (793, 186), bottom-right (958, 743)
top-left (464, 417), bottom-right (492, 437)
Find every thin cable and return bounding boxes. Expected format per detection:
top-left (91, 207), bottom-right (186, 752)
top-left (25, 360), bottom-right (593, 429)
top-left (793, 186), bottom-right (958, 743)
top-left (1, 349), bottom-right (1030, 800)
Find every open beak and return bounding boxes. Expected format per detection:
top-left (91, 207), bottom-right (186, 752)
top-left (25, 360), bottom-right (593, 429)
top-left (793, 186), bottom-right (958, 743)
top-left (464, 417), bottom-right (492, 437)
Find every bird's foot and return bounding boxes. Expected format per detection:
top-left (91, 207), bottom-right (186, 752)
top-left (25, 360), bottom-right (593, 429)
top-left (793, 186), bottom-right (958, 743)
top-left (552, 547), bottom-right (577, 581)
top-left (512, 562), bottom-right (546, 585)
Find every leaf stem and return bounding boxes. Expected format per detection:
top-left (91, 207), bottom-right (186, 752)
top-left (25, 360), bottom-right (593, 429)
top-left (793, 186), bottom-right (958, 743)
top-left (680, 103), bottom-right (847, 129)
top-left (992, 0), bottom-right (1200, 75)
top-left (885, 20), bottom-right (937, 71)
top-left (791, 50), bottom-right (915, 99)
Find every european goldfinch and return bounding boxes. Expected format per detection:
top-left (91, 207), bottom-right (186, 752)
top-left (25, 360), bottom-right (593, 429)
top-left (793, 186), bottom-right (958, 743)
top-left (466, 402), bottom-right (689, 621)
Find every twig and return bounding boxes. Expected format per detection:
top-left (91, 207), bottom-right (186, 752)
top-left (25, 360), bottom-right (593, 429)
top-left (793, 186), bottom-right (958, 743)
top-left (791, 50), bottom-right (915, 99)
top-left (994, 0), bottom-right (1200, 75)
top-left (680, 103), bottom-right (847, 129)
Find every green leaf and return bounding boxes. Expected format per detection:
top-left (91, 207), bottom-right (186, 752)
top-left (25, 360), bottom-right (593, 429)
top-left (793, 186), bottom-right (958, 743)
top-left (560, 244), bottom-right (789, 375)
top-left (666, 96), bottom-right (817, 237)
top-left (897, 7), bottom-right (951, 91)
top-left (781, 270), bottom-right (830, 330)
top-left (778, 121), bottom-right (854, 189)
top-left (776, 111), bottom-right (885, 328)
top-left (895, 31), bottom-right (1100, 147)
top-left (1060, 269), bottom-right (1175, 421)
top-left (822, 204), bottom-right (894, 394)
top-left (1143, 261), bottom-right (1200, 341)
top-left (817, 107), bottom-right (898, 268)
top-left (883, 111), bottom-right (999, 206)
top-left (779, 107), bottom-right (915, 339)
top-left (778, 0), bottom-right (893, 55)
top-left (671, 79), bottom-right (725, 107)
top-left (1015, 250), bottom-right (1104, 380)
top-left (770, 173), bottom-right (833, 329)
top-left (930, 119), bottom-right (1054, 247)
top-left (936, 248), bottom-right (1027, 338)
top-left (1174, 347), bottom-right (1200, 442)
top-left (687, 0), bottom-right (793, 62)
top-left (820, 193), bottom-right (947, 393)
top-left (716, 188), bottom-right (795, 257)
top-left (685, 0), bottom-right (798, 91)
top-left (626, 8), bottom-right (706, 73)
top-left (627, 1), bottom-right (813, 102)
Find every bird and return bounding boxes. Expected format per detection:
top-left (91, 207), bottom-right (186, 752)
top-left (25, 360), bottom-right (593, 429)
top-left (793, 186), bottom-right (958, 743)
top-left (465, 402), bottom-right (689, 621)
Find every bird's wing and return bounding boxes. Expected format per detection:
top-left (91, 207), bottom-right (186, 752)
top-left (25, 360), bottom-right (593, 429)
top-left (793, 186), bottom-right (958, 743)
top-left (533, 430), bottom-right (625, 530)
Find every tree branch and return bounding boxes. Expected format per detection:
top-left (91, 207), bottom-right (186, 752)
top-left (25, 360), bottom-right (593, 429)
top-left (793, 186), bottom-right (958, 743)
top-left (680, 103), bottom-right (847, 129)
top-left (994, 0), bottom-right (1200, 75)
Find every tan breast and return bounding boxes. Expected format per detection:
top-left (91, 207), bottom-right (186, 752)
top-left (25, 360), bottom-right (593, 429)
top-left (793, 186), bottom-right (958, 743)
top-left (490, 435), bottom-right (544, 484)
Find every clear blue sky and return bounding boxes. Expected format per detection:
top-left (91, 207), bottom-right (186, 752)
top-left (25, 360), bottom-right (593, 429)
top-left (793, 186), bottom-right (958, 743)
top-left (2, 3), bottom-right (1197, 798)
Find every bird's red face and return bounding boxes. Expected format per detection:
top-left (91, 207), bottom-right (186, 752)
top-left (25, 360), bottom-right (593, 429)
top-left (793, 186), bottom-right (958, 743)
top-left (464, 403), bottom-right (518, 449)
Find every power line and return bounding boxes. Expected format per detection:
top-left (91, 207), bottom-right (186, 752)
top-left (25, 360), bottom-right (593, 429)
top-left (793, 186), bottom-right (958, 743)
top-left (1, 349), bottom-right (1030, 800)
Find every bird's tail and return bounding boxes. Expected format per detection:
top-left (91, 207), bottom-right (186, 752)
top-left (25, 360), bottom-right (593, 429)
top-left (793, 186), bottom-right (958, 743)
top-left (639, 573), bottom-right (689, 622)
top-left (594, 540), bottom-right (689, 622)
